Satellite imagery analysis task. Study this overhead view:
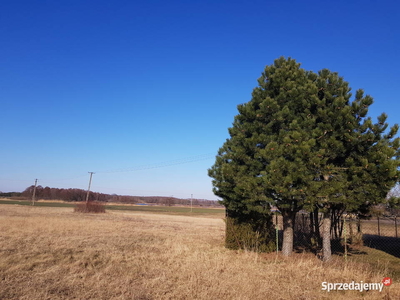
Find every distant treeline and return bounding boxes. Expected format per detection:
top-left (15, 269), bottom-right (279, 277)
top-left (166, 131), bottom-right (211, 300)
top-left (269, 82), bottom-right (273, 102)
top-left (0, 191), bottom-right (22, 198)
top-left (0, 186), bottom-right (222, 207)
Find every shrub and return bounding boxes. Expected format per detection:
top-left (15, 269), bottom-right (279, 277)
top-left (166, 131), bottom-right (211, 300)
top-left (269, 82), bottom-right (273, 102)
top-left (74, 201), bottom-right (106, 213)
top-left (225, 212), bottom-right (275, 253)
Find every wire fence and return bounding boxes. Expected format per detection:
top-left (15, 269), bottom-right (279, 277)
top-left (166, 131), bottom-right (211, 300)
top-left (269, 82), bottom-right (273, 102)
top-left (272, 213), bottom-right (400, 259)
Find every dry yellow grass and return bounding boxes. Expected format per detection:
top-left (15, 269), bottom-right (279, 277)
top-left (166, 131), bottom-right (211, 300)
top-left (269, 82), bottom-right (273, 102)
top-left (0, 205), bottom-right (398, 300)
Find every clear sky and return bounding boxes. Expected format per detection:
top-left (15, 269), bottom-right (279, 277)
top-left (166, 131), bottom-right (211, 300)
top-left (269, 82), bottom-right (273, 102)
top-left (1, 0), bottom-right (399, 200)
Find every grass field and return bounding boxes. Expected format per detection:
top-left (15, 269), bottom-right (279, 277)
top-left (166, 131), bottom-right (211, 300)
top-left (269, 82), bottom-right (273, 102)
top-left (0, 198), bottom-right (225, 216)
top-left (0, 205), bottom-right (399, 299)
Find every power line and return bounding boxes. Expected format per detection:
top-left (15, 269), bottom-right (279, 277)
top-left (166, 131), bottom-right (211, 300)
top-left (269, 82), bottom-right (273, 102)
top-left (0, 178), bottom-right (33, 182)
top-left (0, 153), bottom-right (217, 197)
top-left (42, 175), bottom-right (88, 183)
top-left (95, 153), bottom-right (215, 174)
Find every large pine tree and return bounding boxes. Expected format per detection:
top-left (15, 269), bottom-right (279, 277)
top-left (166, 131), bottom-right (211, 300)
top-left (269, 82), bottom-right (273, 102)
top-left (209, 57), bottom-right (400, 257)
top-left (311, 69), bottom-right (400, 261)
top-left (209, 57), bottom-right (322, 255)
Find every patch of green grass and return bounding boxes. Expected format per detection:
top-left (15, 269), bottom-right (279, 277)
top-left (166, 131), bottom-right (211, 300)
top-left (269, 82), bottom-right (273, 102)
top-left (0, 199), bottom-right (225, 216)
top-left (105, 204), bottom-right (224, 215)
top-left (0, 199), bottom-right (74, 208)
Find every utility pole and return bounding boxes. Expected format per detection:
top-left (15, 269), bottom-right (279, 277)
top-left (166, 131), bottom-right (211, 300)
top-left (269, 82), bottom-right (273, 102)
top-left (85, 172), bottom-right (95, 203)
top-left (191, 194), bottom-right (193, 213)
top-left (32, 179), bottom-right (38, 206)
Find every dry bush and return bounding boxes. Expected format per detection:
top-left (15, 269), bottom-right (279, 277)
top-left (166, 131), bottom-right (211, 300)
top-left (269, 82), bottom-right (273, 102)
top-left (350, 232), bottom-right (364, 247)
top-left (74, 201), bottom-right (106, 213)
top-left (225, 217), bottom-right (275, 252)
top-left (0, 205), bottom-right (399, 300)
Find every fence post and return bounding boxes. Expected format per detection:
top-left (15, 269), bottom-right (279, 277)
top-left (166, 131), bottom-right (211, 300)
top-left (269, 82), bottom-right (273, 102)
top-left (276, 212), bottom-right (279, 254)
top-left (344, 216), bottom-right (347, 261)
top-left (377, 216), bottom-right (380, 236)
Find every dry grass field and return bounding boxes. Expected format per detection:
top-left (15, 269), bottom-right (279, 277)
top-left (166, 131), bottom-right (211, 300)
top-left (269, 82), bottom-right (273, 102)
top-left (0, 205), bottom-right (399, 300)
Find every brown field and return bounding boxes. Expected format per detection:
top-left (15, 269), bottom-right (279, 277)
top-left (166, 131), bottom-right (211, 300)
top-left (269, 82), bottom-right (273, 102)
top-left (0, 205), bottom-right (399, 300)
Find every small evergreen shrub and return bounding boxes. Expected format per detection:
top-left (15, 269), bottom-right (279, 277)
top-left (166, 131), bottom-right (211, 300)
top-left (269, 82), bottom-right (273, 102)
top-left (225, 211), bottom-right (275, 252)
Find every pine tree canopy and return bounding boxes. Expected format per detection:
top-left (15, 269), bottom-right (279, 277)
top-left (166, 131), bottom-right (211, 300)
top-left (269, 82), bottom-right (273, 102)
top-left (208, 57), bottom-right (400, 217)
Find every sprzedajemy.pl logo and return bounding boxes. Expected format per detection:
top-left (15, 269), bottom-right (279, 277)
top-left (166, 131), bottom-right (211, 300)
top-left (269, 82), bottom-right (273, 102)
top-left (321, 277), bottom-right (392, 292)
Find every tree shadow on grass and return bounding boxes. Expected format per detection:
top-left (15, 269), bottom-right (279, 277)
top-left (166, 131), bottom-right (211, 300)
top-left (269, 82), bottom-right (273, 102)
top-left (291, 234), bottom-right (370, 257)
top-left (362, 234), bottom-right (400, 258)
top-left (276, 230), bottom-right (400, 259)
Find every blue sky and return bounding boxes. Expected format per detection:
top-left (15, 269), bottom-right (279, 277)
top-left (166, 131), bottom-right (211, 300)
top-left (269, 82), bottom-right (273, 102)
top-left (1, 0), bottom-right (399, 200)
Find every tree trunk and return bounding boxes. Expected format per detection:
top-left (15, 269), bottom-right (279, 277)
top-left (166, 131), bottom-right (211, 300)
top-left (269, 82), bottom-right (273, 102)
top-left (281, 209), bottom-right (296, 256)
top-left (332, 212), bottom-right (338, 239)
top-left (349, 216), bottom-right (354, 238)
top-left (314, 207), bottom-right (321, 246)
top-left (310, 207), bottom-right (321, 247)
top-left (322, 211), bottom-right (332, 262)
top-left (339, 218), bottom-right (344, 239)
